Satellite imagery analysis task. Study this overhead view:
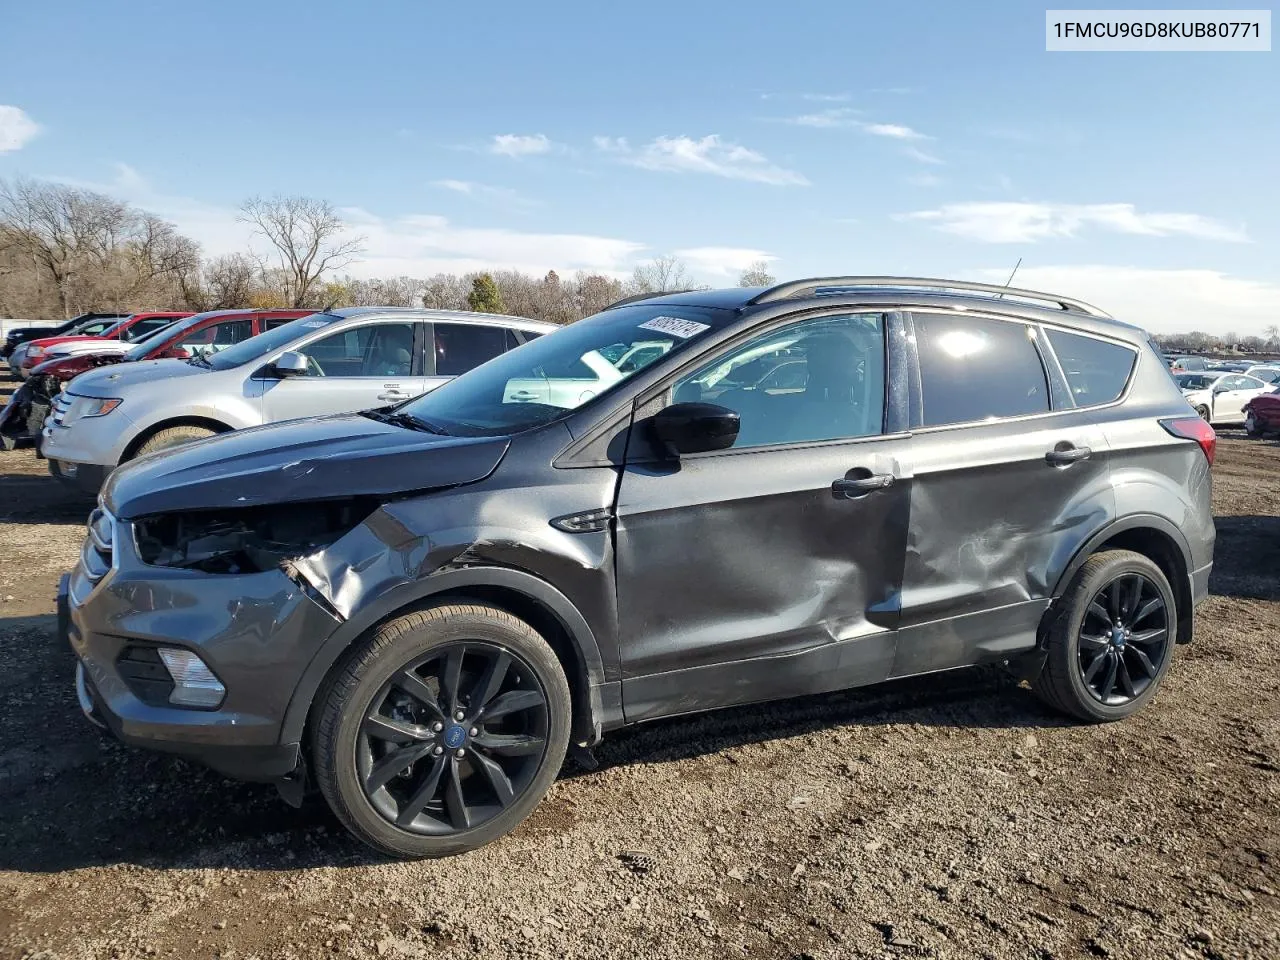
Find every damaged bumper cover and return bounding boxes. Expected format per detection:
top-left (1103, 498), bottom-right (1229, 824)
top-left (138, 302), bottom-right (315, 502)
top-left (65, 512), bottom-right (343, 781)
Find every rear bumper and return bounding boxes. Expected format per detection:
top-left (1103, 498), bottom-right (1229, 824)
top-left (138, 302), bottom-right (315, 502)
top-left (1191, 562), bottom-right (1212, 609)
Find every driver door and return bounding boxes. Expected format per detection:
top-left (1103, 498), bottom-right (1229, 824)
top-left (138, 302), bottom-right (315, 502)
top-left (1213, 375), bottom-right (1260, 423)
top-left (261, 321), bottom-right (427, 422)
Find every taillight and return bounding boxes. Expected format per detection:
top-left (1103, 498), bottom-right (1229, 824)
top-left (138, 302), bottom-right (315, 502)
top-left (1160, 416), bottom-right (1216, 466)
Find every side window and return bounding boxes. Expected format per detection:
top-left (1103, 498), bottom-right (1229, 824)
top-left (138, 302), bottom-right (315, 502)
top-left (173, 319), bottom-right (253, 358)
top-left (435, 323), bottom-right (507, 376)
top-left (262, 316), bottom-right (297, 331)
top-left (1046, 329), bottom-right (1136, 407)
top-left (124, 318), bottom-right (174, 341)
top-left (297, 323), bottom-right (415, 377)
top-left (915, 313), bottom-right (1049, 426)
top-left (672, 313), bottom-right (886, 450)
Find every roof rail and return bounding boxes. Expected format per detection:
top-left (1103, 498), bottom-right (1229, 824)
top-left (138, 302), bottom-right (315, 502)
top-left (747, 276), bottom-right (1112, 319)
top-left (603, 289), bottom-right (694, 311)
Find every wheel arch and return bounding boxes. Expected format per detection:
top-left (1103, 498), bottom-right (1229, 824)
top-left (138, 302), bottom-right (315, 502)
top-left (1049, 514), bottom-right (1194, 645)
top-left (120, 416), bottom-right (235, 463)
top-left (280, 566), bottom-right (617, 752)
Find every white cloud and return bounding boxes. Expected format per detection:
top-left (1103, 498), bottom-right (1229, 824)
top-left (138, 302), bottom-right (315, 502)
top-left (489, 133), bottom-right (553, 157)
top-left (786, 108), bottom-right (862, 129)
top-left (963, 265), bottom-right (1280, 337)
top-left (429, 179), bottom-right (536, 210)
top-left (599, 134), bottom-right (808, 186)
top-left (903, 146), bottom-right (944, 165)
top-left (675, 247), bottom-right (777, 277)
top-left (48, 165), bottom-right (642, 278)
top-left (906, 173), bottom-right (943, 187)
top-left (861, 122), bottom-right (927, 140)
top-left (802, 92), bottom-right (852, 102)
top-left (902, 202), bottom-right (1248, 243)
top-left (0, 105), bottom-right (40, 153)
top-left (592, 135), bottom-right (629, 153)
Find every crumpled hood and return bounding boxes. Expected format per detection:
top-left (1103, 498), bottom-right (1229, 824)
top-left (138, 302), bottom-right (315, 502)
top-left (104, 414), bottom-right (510, 519)
top-left (68, 358), bottom-right (208, 396)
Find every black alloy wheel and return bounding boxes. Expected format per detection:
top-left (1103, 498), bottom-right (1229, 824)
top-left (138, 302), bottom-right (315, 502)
top-left (358, 641), bottom-right (550, 835)
top-left (1076, 573), bottom-right (1169, 706)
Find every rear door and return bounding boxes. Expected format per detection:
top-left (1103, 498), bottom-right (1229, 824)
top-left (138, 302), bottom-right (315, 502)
top-left (615, 310), bottom-right (910, 721)
top-left (427, 322), bottom-right (514, 395)
top-left (893, 312), bottom-right (1114, 678)
top-left (261, 320), bottom-right (427, 421)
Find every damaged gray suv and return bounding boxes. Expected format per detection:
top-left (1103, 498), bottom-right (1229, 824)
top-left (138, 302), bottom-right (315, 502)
top-left (64, 278), bottom-right (1216, 858)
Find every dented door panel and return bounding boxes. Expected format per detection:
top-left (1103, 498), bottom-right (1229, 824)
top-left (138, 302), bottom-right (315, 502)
top-left (615, 437), bottom-right (911, 720)
top-left (894, 413), bottom-right (1113, 676)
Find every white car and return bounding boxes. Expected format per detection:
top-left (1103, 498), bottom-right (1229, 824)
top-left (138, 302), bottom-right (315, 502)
top-left (41, 307), bottom-right (555, 494)
top-left (1244, 364), bottom-right (1280, 385)
top-left (1175, 370), bottom-right (1273, 423)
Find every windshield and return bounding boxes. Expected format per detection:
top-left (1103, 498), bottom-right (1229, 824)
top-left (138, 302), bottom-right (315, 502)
top-left (1174, 373), bottom-right (1220, 391)
top-left (204, 313), bottom-right (337, 370)
top-left (400, 304), bottom-right (725, 437)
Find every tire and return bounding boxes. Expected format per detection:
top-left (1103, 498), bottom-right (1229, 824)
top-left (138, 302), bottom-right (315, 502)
top-left (1033, 549), bottom-right (1177, 723)
top-left (1195, 405), bottom-right (1211, 422)
top-left (1245, 412), bottom-right (1262, 437)
top-left (312, 602), bottom-right (572, 858)
top-left (133, 424), bottom-right (217, 459)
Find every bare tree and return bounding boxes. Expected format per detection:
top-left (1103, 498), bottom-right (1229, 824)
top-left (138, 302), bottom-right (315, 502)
top-left (627, 255), bottom-right (693, 295)
top-left (1266, 324), bottom-right (1279, 349)
top-left (738, 259), bottom-right (776, 287)
top-left (239, 195), bottom-right (364, 307)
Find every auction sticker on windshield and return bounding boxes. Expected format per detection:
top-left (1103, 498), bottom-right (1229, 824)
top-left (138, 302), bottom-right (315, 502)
top-left (638, 316), bottom-right (711, 339)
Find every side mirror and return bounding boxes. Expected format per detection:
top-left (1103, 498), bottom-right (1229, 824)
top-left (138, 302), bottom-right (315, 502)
top-left (651, 402), bottom-right (740, 457)
top-left (272, 351), bottom-right (309, 378)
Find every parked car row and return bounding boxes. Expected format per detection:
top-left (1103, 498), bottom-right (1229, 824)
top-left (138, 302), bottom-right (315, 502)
top-left (22, 277), bottom-right (1220, 859)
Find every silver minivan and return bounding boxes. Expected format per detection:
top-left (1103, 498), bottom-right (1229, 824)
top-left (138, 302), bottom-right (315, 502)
top-left (41, 307), bottom-right (556, 493)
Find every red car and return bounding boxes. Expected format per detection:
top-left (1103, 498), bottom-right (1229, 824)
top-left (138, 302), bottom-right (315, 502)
top-left (1244, 390), bottom-right (1280, 437)
top-left (1, 309), bottom-right (312, 449)
top-left (19, 311), bottom-right (193, 375)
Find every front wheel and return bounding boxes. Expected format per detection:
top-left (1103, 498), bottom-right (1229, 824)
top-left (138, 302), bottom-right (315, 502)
top-left (1245, 411), bottom-right (1262, 437)
top-left (1195, 404), bottom-right (1211, 422)
top-left (312, 603), bottom-right (572, 858)
top-left (1033, 550), bottom-right (1177, 722)
top-left (133, 424), bottom-right (218, 459)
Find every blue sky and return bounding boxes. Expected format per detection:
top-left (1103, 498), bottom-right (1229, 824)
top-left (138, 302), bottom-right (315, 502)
top-left (1, 0), bottom-right (1276, 333)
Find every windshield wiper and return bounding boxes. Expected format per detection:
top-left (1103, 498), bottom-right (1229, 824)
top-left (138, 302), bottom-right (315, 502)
top-left (186, 353), bottom-right (212, 368)
top-left (361, 409), bottom-right (449, 435)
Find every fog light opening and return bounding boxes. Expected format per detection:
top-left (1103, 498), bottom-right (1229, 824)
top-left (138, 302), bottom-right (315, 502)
top-left (157, 648), bottom-right (226, 708)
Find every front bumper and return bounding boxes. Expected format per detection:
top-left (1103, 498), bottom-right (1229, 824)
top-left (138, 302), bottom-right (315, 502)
top-left (62, 514), bottom-right (341, 782)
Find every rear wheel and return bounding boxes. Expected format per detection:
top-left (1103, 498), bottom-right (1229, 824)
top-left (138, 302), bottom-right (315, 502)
top-left (313, 603), bottom-right (571, 858)
top-left (1033, 550), bottom-right (1176, 722)
top-left (1195, 404), bottom-right (1211, 422)
top-left (133, 424), bottom-right (217, 459)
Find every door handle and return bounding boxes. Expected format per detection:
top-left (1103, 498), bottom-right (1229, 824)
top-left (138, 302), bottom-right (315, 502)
top-left (377, 391), bottom-right (410, 401)
top-left (831, 474), bottom-right (895, 498)
top-left (1045, 445), bottom-right (1092, 465)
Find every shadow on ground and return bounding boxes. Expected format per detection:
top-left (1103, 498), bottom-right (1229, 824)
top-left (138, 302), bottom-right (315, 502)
top-left (0, 597), bottom-right (1063, 874)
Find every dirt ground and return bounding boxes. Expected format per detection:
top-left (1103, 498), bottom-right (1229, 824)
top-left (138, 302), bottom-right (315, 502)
top-left (0, 378), bottom-right (1277, 960)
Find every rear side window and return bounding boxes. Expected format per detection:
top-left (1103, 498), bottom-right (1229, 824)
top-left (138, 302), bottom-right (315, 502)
top-left (435, 323), bottom-right (506, 376)
top-left (915, 313), bottom-right (1049, 427)
top-left (1046, 329), bottom-right (1136, 407)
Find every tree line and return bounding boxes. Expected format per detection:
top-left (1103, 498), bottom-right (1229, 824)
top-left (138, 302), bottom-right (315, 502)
top-left (0, 177), bottom-right (777, 325)
top-left (1151, 330), bottom-right (1280, 354)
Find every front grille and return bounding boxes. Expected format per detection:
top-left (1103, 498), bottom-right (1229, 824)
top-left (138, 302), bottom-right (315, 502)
top-left (51, 392), bottom-right (72, 426)
top-left (116, 646), bottom-right (175, 706)
top-left (81, 507), bottom-right (115, 584)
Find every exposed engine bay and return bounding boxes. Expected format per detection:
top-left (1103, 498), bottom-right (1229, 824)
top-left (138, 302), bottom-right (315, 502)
top-left (134, 498), bottom-right (380, 574)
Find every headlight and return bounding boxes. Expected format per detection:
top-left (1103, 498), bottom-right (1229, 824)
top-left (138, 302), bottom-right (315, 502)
top-left (27, 346), bottom-right (45, 359)
top-left (64, 397), bottom-right (122, 423)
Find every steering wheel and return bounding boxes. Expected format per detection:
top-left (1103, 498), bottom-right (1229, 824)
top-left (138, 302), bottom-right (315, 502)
top-left (307, 355), bottom-right (325, 377)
